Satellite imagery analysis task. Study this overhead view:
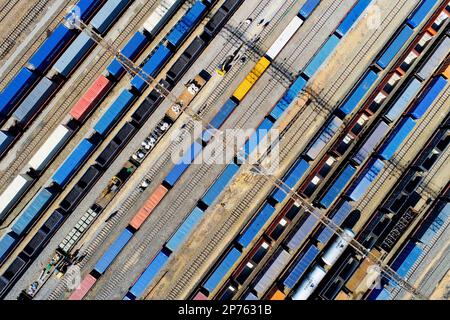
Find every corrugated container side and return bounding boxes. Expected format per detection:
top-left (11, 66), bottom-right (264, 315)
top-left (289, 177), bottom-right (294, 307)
top-left (406, 0), bottom-right (438, 28)
top-left (347, 159), bottom-right (385, 201)
top-left (70, 75), bottom-right (112, 121)
top-left (254, 249), bottom-right (290, 295)
top-left (69, 274), bottom-right (97, 300)
top-left (28, 125), bottom-right (72, 171)
top-left (283, 245), bottom-right (319, 289)
top-left (0, 68), bottom-right (38, 117)
top-left (384, 78), bottom-right (421, 123)
top-left (202, 99), bottom-right (238, 142)
top-left (0, 234), bottom-right (17, 262)
top-left (94, 229), bottom-right (133, 274)
top-left (287, 214), bottom-right (318, 251)
top-left (336, 0), bottom-right (372, 37)
top-left (378, 117), bottom-right (416, 160)
top-left (13, 77), bottom-right (58, 125)
top-left (353, 121), bottom-right (390, 165)
top-left (166, 207), bottom-right (204, 252)
top-left (237, 203), bottom-right (275, 248)
top-left (417, 37), bottom-right (450, 80)
top-left (202, 163), bottom-right (239, 206)
top-left (408, 76), bottom-right (447, 119)
top-left (339, 70), bottom-right (378, 115)
top-left (303, 34), bottom-right (340, 79)
top-left (316, 201), bottom-right (353, 243)
top-left (376, 25), bottom-right (414, 69)
top-left (129, 251), bottom-right (169, 298)
top-left (306, 116), bottom-right (343, 160)
top-left (319, 164), bottom-right (357, 208)
top-left (12, 188), bottom-right (54, 236)
top-left (130, 185), bottom-right (168, 230)
top-left (271, 159), bottom-right (309, 203)
top-left (90, 0), bottom-right (129, 35)
top-left (203, 248), bottom-right (241, 293)
top-left (164, 142), bottom-right (203, 187)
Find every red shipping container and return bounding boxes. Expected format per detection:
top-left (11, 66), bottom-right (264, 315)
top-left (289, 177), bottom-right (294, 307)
top-left (193, 292), bottom-right (208, 300)
top-left (130, 185), bottom-right (168, 230)
top-left (68, 274), bottom-right (97, 300)
top-left (70, 75), bottom-right (112, 121)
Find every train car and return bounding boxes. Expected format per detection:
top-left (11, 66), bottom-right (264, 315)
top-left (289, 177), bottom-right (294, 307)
top-left (318, 164), bottom-right (357, 209)
top-left (107, 31), bottom-right (151, 80)
top-left (232, 57), bottom-right (270, 102)
top-left (237, 203), bottom-right (276, 249)
top-left (202, 99), bottom-right (238, 142)
top-left (90, 0), bottom-right (130, 35)
top-left (27, 124), bottom-right (73, 173)
top-left (346, 159), bottom-right (385, 201)
top-left (143, 0), bottom-right (183, 37)
top-left (11, 188), bottom-right (56, 237)
top-left (266, 15), bottom-right (303, 60)
top-left (94, 228), bottom-right (133, 274)
top-left (96, 122), bottom-right (136, 168)
top-left (383, 78), bottom-right (421, 123)
top-left (12, 77), bottom-right (59, 128)
top-left (94, 89), bottom-right (136, 136)
top-left (378, 117), bottom-right (416, 160)
top-left (129, 185), bottom-right (168, 230)
top-left (202, 0), bottom-right (244, 40)
top-left (253, 249), bottom-right (291, 297)
top-left (130, 90), bottom-right (164, 127)
top-left (68, 274), bottom-right (97, 300)
top-left (376, 25), bottom-right (414, 70)
top-left (68, 0), bottom-right (107, 22)
top-left (166, 1), bottom-right (207, 48)
top-left (408, 75), bottom-right (448, 119)
top-left (0, 131), bottom-right (15, 157)
top-left (286, 214), bottom-right (318, 252)
top-left (200, 164), bottom-right (239, 207)
top-left (0, 254), bottom-right (29, 298)
top-left (406, 0), bottom-right (439, 29)
top-left (298, 0), bottom-right (321, 20)
top-left (271, 159), bottom-right (310, 203)
top-left (0, 174), bottom-right (34, 222)
top-left (165, 207), bottom-right (204, 253)
top-left (291, 265), bottom-right (326, 300)
top-left (27, 24), bottom-right (77, 74)
top-left (70, 75), bottom-right (112, 122)
top-left (283, 245), bottom-right (320, 290)
top-left (303, 35), bottom-right (340, 79)
top-left (203, 247), bottom-right (241, 294)
top-left (0, 233), bottom-right (18, 264)
top-left (0, 68), bottom-right (39, 120)
top-left (52, 139), bottom-right (96, 187)
top-left (126, 251), bottom-right (170, 299)
top-left (335, 0), bottom-right (372, 38)
top-left (269, 289), bottom-right (286, 300)
top-left (164, 142), bottom-right (203, 187)
top-left (305, 116), bottom-right (343, 161)
top-left (321, 229), bottom-right (355, 266)
top-left (416, 36), bottom-right (450, 81)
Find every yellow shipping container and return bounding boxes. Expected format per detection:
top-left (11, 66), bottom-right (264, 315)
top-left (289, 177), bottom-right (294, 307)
top-left (232, 57), bottom-right (271, 101)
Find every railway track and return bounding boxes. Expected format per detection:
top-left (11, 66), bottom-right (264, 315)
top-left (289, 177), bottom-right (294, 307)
top-left (161, 0), bottom-right (422, 300)
top-left (0, 0), bottom-right (20, 24)
top-left (0, 0), bottom-right (162, 191)
top-left (357, 87), bottom-right (450, 212)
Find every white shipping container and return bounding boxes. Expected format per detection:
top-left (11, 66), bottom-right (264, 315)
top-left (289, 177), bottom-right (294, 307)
top-left (143, 0), bottom-right (178, 34)
top-left (291, 265), bottom-right (326, 300)
top-left (266, 16), bottom-right (303, 60)
top-left (0, 174), bottom-right (34, 220)
top-left (28, 124), bottom-right (72, 172)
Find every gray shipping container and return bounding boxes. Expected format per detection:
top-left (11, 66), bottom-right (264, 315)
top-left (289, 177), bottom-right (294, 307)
top-left (417, 36), bottom-right (450, 81)
top-left (353, 121), bottom-right (390, 165)
top-left (13, 77), bottom-right (57, 126)
top-left (254, 249), bottom-right (291, 295)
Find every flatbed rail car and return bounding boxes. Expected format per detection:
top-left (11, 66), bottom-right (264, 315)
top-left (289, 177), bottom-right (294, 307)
top-left (185, 0), bottom-right (449, 300)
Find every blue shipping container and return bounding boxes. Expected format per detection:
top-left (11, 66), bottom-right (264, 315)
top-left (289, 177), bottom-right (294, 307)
top-left (242, 117), bottom-right (274, 159)
top-left (299, 0), bottom-right (321, 19)
top-left (166, 207), bottom-right (204, 252)
top-left (237, 203), bottom-right (276, 248)
top-left (347, 159), bottom-right (384, 201)
top-left (378, 117), bottom-right (416, 160)
top-left (306, 116), bottom-right (343, 160)
top-left (283, 245), bottom-right (319, 289)
top-left (164, 141), bottom-right (203, 187)
top-left (129, 251), bottom-right (169, 298)
top-left (417, 202), bottom-right (449, 245)
top-left (339, 70), bottom-right (378, 115)
top-left (94, 90), bottom-right (136, 136)
top-left (166, 1), bottom-right (206, 47)
top-left (409, 76), bottom-right (447, 119)
top-left (69, 0), bottom-right (104, 21)
top-left (107, 31), bottom-right (150, 79)
top-left (316, 201), bottom-right (353, 243)
top-left (376, 25), bottom-right (414, 69)
top-left (0, 68), bottom-right (38, 117)
top-left (304, 34), bottom-right (340, 79)
top-left (202, 99), bottom-right (238, 142)
top-left (391, 241), bottom-right (422, 277)
top-left (12, 189), bottom-right (55, 236)
top-left (90, 0), bottom-right (129, 35)
top-left (53, 31), bottom-right (96, 77)
top-left (94, 228), bottom-right (133, 274)
top-left (287, 214), bottom-right (318, 251)
top-left (203, 247), bottom-right (241, 292)
top-left (353, 121), bottom-right (390, 165)
top-left (52, 139), bottom-right (96, 187)
top-left (270, 76), bottom-right (307, 120)
top-left (336, 0), bottom-right (372, 37)
top-left (0, 233), bottom-right (17, 262)
top-left (271, 159), bottom-right (310, 203)
top-left (319, 164), bottom-right (357, 208)
top-left (406, 0), bottom-right (438, 28)
top-left (0, 131), bottom-right (14, 154)
top-left (13, 77), bottom-right (58, 126)
top-left (28, 24), bottom-right (75, 73)
top-left (384, 78), bottom-right (421, 123)
top-left (131, 45), bottom-right (172, 93)
top-left (202, 163), bottom-right (239, 207)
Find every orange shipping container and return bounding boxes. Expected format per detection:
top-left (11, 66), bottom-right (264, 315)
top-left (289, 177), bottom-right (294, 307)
top-left (269, 290), bottom-right (286, 300)
top-left (70, 75), bottom-right (112, 121)
top-left (130, 184), bottom-right (168, 230)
